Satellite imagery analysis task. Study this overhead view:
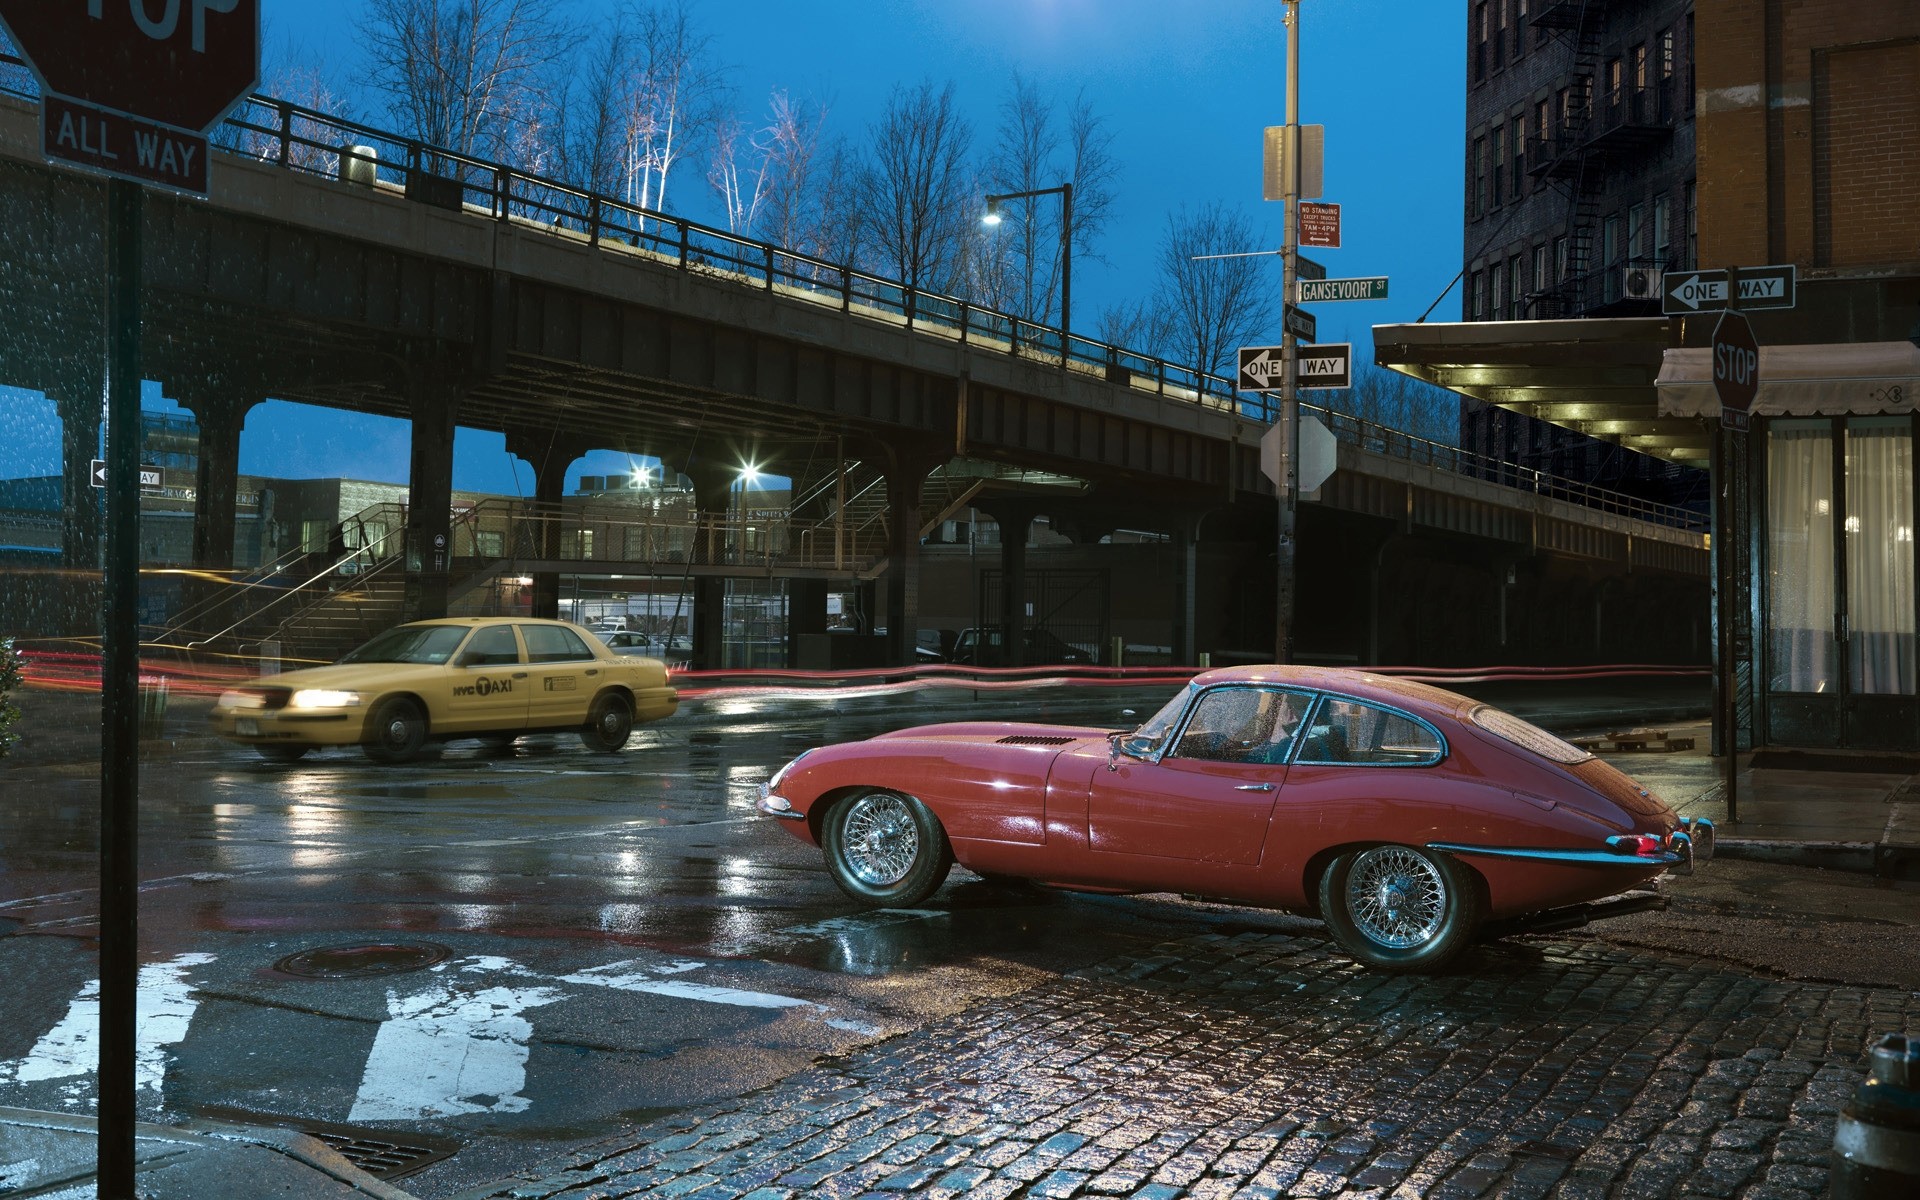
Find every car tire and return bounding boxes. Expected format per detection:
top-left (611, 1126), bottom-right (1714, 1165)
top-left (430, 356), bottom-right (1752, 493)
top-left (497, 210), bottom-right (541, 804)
top-left (822, 790), bottom-right (953, 907)
top-left (580, 692), bottom-right (633, 753)
top-left (1318, 844), bottom-right (1481, 973)
top-left (363, 697), bottom-right (428, 764)
top-left (256, 745), bottom-right (308, 763)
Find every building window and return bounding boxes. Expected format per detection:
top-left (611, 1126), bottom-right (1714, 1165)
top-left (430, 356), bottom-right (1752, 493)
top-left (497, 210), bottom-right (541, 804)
top-left (1469, 270), bottom-right (1486, 320)
top-left (1606, 57), bottom-right (1623, 107)
top-left (1659, 28), bottom-right (1675, 80)
top-left (1473, 136), bottom-right (1489, 218)
top-left (1510, 117), bottom-right (1525, 198)
top-left (1489, 260), bottom-right (1505, 320)
top-left (1474, 2), bottom-right (1489, 83)
top-left (1684, 180), bottom-right (1697, 267)
top-left (1629, 201), bottom-right (1649, 261)
top-left (1554, 235), bottom-right (1569, 285)
top-left (1653, 194), bottom-right (1671, 266)
top-left (1633, 44), bottom-right (1648, 91)
top-left (1491, 126), bottom-right (1505, 207)
top-left (1532, 243), bottom-right (1550, 305)
top-left (1509, 253), bottom-right (1525, 318)
top-left (1493, 0), bottom-right (1507, 70)
top-left (1514, 0), bottom-right (1528, 57)
top-left (1603, 214), bottom-right (1623, 302)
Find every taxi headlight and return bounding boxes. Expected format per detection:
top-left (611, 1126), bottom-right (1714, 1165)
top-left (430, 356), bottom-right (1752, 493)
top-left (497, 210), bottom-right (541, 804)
top-left (289, 689), bottom-right (361, 709)
top-left (218, 689), bottom-right (263, 710)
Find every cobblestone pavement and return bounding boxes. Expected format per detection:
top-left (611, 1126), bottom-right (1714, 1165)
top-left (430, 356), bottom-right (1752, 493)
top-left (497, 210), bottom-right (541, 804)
top-left (463, 932), bottom-right (1916, 1200)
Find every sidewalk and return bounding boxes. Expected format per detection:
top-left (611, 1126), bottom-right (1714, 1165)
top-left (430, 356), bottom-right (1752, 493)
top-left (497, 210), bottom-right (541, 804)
top-left (0, 1107), bottom-right (419, 1199)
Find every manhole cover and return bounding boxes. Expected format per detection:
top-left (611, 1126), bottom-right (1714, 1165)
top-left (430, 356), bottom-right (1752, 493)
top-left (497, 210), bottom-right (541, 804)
top-left (273, 942), bottom-right (451, 980)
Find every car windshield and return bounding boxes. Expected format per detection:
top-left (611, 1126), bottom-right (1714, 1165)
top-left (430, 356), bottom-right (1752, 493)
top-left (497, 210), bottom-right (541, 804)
top-left (338, 625), bottom-right (469, 665)
top-left (1120, 684), bottom-right (1197, 757)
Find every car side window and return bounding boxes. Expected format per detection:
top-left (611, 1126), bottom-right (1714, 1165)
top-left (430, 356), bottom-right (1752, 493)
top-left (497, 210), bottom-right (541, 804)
top-left (522, 625), bottom-right (595, 663)
top-left (1296, 698), bottom-right (1444, 766)
top-left (462, 625), bottom-right (521, 666)
top-left (1170, 687), bottom-right (1309, 764)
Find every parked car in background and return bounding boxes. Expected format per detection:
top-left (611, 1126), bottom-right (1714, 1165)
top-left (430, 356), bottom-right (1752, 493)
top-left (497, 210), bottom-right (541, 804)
top-left (946, 626), bottom-right (1095, 666)
top-left (208, 618), bottom-right (678, 764)
top-left (758, 664), bottom-right (1712, 973)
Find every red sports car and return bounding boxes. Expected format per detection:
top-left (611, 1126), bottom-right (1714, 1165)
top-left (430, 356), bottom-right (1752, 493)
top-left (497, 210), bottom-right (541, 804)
top-left (758, 665), bottom-right (1712, 972)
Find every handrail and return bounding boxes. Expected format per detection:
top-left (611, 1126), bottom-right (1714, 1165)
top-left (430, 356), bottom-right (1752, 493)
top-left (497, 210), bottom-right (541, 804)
top-left (0, 52), bottom-right (1699, 536)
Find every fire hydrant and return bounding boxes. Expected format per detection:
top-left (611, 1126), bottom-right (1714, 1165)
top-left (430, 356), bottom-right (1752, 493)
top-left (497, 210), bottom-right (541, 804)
top-left (1833, 1033), bottom-right (1920, 1198)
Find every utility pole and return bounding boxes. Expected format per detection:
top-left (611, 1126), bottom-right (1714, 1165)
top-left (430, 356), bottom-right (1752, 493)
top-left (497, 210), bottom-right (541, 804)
top-left (1274, 0), bottom-right (1302, 665)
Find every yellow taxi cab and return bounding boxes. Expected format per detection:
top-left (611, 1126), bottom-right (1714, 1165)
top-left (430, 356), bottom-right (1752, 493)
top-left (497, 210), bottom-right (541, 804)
top-left (208, 617), bottom-right (679, 764)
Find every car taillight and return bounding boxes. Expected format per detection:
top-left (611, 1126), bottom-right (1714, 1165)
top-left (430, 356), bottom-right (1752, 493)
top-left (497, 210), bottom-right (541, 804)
top-left (1607, 834), bottom-right (1664, 856)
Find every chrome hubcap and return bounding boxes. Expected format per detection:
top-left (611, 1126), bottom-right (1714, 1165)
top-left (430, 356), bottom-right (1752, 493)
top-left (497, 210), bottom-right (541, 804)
top-left (601, 709), bottom-right (624, 735)
top-left (386, 718), bottom-right (410, 744)
top-left (1347, 846), bottom-right (1446, 949)
top-left (842, 793), bottom-right (918, 887)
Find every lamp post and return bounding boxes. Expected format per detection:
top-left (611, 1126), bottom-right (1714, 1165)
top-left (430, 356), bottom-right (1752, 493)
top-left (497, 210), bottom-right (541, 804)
top-left (982, 183), bottom-right (1074, 369)
top-left (1275, 0), bottom-right (1302, 666)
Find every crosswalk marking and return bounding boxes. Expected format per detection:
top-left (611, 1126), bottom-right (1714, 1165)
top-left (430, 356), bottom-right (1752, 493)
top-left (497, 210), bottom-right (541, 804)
top-left (349, 978), bottom-right (569, 1122)
top-left (0, 952), bottom-right (213, 1106)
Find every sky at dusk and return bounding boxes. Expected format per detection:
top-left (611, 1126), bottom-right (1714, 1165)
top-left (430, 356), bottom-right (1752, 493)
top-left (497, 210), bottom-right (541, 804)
top-left (1, 1), bottom-right (1464, 494)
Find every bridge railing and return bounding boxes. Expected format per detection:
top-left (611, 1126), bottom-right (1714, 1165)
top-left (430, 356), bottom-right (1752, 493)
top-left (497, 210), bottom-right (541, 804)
top-left (0, 54), bottom-right (1698, 533)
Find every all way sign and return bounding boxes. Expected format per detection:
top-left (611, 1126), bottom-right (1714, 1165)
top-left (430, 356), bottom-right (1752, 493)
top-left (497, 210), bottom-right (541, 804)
top-left (45, 95), bottom-right (208, 192)
top-left (1662, 265), bottom-right (1797, 315)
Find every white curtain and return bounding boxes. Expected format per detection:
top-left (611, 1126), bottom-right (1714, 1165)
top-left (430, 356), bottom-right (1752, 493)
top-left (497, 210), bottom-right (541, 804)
top-left (1766, 423), bottom-right (1836, 693)
top-left (1846, 419), bottom-right (1916, 696)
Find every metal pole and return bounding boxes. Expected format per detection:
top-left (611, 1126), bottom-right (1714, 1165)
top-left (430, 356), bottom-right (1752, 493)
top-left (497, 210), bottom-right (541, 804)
top-left (1721, 266), bottom-right (1741, 823)
top-left (100, 177), bottom-right (143, 1198)
top-left (1275, 0), bottom-right (1302, 665)
top-left (1059, 183), bottom-right (1072, 371)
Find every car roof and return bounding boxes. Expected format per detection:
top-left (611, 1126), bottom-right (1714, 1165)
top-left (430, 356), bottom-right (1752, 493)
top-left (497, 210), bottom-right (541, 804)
top-left (1187, 664), bottom-right (1477, 721)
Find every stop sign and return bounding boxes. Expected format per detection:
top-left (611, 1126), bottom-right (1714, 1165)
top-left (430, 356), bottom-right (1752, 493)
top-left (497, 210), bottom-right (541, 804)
top-left (0, 0), bottom-right (258, 134)
top-left (1712, 308), bottom-right (1760, 421)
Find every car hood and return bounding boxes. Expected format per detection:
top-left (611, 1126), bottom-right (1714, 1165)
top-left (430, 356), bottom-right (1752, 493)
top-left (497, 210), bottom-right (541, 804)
top-left (235, 662), bottom-right (444, 691)
top-left (868, 721), bottom-right (1110, 746)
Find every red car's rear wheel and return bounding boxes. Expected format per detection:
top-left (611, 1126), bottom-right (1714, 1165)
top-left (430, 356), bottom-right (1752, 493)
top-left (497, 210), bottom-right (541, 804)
top-left (822, 790), bottom-right (953, 907)
top-left (1319, 844), bottom-right (1481, 973)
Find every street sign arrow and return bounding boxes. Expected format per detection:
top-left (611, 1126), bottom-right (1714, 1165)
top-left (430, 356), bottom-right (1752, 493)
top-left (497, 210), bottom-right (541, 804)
top-left (91, 458), bottom-right (107, 488)
top-left (1238, 344), bottom-right (1285, 392)
top-left (1663, 264), bottom-right (1797, 315)
top-left (1284, 304), bottom-right (1317, 341)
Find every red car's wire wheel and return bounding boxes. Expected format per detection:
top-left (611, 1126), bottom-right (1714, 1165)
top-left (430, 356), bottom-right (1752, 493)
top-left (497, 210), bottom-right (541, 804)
top-left (841, 793), bottom-right (920, 887)
top-left (1346, 845), bottom-right (1448, 949)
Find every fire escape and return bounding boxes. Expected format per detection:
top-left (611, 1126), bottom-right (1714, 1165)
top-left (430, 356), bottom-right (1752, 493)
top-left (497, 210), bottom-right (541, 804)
top-left (1526, 0), bottom-right (1678, 317)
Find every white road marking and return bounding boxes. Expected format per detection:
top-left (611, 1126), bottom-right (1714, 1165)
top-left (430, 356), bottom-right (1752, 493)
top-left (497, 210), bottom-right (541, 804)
top-left (0, 952), bottom-right (215, 1106)
top-left (348, 976), bottom-right (568, 1122)
top-left (560, 964), bottom-right (820, 1010)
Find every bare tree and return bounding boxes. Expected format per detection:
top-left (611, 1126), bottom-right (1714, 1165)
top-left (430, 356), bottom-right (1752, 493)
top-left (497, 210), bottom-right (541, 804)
top-left (707, 90), bottom-right (829, 243)
top-left (1323, 365), bottom-right (1460, 444)
top-left (858, 80), bottom-right (975, 295)
top-left (549, 27), bottom-right (634, 195)
top-left (357, 0), bottom-right (576, 165)
top-left (614, 3), bottom-right (728, 218)
top-left (1154, 202), bottom-right (1278, 379)
top-left (980, 75), bottom-right (1120, 327)
top-left (1094, 300), bottom-right (1169, 360)
top-left (808, 136), bottom-right (866, 269)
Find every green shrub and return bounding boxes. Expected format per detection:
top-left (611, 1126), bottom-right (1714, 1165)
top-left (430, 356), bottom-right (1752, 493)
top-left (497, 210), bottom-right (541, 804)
top-left (0, 638), bottom-right (22, 758)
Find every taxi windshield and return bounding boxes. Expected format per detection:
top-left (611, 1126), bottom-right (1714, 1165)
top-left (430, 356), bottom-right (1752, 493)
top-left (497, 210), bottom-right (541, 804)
top-left (338, 625), bottom-right (469, 665)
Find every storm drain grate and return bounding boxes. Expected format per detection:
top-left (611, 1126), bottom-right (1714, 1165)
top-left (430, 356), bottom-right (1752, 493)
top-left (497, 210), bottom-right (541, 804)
top-left (273, 941), bottom-right (452, 979)
top-left (195, 1107), bottom-right (460, 1180)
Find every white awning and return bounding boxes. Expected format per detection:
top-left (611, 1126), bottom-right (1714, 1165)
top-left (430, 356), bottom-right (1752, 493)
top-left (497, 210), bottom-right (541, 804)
top-left (1656, 340), bottom-right (1920, 418)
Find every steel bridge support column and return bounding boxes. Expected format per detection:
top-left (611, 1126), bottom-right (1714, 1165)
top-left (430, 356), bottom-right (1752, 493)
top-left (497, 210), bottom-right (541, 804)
top-left (683, 461), bottom-right (734, 670)
top-left (884, 457), bottom-right (938, 667)
top-left (506, 431), bottom-right (590, 621)
top-left (53, 384), bottom-right (105, 573)
top-left (403, 376), bottom-right (460, 622)
top-left (980, 501), bottom-right (1038, 669)
top-left (181, 389), bottom-right (259, 575)
top-left (787, 578), bottom-right (828, 668)
top-left (1171, 515), bottom-right (1200, 667)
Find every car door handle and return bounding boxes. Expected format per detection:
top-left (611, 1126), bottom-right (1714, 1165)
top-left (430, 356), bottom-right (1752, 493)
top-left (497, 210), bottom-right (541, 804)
top-left (585, 668), bottom-right (599, 676)
top-left (513, 672), bottom-right (529, 679)
top-left (1234, 783), bottom-right (1275, 792)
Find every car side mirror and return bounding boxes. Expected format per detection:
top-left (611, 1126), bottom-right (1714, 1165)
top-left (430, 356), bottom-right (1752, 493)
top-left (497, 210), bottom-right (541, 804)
top-left (454, 650), bottom-right (480, 668)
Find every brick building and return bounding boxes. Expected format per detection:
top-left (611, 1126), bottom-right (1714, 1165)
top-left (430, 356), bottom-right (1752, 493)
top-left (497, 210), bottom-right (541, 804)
top-left (1459, 0), bottom-right (1706, 513)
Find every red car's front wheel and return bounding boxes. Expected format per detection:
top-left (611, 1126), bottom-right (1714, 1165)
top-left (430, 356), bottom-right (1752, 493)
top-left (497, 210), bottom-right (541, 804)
top-left (1319, 844), bottom-right (1481, 973)
top-left (822, 790), bottom-right (953, 907)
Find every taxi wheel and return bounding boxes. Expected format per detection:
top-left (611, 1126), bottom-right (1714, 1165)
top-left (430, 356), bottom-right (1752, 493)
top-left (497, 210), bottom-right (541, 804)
top-left (580, 692), bottom-right (633, 753)
top-left (1318, 844), bottom-right (1481, 973)
top-left (256, 745), bottom-right (308, 763)
top-left (363, 697), bottom-right (428, 764)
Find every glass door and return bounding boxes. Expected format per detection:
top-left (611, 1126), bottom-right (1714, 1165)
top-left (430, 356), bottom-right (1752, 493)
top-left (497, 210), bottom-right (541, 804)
top-left (1763, 416), bottom-right (1919, 750)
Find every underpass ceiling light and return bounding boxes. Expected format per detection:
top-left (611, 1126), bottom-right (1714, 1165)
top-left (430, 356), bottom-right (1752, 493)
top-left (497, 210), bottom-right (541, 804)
top-left (737, 465), bottom-right (762, 487)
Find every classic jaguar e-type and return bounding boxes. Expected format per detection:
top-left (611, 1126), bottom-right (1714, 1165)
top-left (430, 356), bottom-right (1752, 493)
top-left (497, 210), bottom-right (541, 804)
top-left (758, 665), bottom-right (1712, 972)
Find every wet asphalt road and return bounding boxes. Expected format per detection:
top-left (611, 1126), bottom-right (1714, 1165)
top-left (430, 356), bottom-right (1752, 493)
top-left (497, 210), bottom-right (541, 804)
top-left (1, 689), bottom-right (1917, 1198)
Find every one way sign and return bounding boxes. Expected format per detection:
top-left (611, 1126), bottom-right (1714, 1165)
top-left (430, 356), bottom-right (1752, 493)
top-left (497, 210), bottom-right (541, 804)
top-left (1238, 343), bottom-right (1352, 392)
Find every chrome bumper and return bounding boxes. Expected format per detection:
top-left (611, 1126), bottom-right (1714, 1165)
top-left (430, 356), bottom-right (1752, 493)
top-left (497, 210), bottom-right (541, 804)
top-left (755, 782), bottom-right (805, 821)
top-left (1433, 817), bottom-right (1716, 875)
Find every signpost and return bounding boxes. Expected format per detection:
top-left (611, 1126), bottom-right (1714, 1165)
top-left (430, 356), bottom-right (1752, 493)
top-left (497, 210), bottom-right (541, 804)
top-left (0, 5), bottom-right (261, 1194)
top-left (1663, 264), bottom-right (1796, 315)
top-left (1297, 276), bottom-right (1388, 303)
top-left (1298, 200), bottom-right (1341, 248)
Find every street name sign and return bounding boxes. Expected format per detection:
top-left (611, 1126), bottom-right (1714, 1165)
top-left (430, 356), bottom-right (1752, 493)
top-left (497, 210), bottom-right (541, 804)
top-left (0, 0), bottom-right (261, 195)
top-left (1298, 276), bottom-right (1389, 303)
top-left (1297, 254), bottom-right (1327, 282)
top-left (1284, 304), bottom-right (1317, 341)
top-left (1662, 264), bottom-right (1797, 315)
top-left (1298, 343), bottom-right (1351, 390)
top-left (1712, 309), bottom-right (1759, 431)
top-left (1298, 202), bottom-right (1341, 248)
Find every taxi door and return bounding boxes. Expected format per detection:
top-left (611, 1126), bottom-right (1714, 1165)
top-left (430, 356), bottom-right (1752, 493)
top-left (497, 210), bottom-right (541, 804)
top-left (518, 624), bottom-right (600, 729)
top-left (444, 623), bottom-right (530, 733)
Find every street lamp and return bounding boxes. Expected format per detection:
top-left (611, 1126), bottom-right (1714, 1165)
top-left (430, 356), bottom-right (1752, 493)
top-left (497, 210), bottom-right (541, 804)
top-left (982, 184), bottom-right (1074, 368)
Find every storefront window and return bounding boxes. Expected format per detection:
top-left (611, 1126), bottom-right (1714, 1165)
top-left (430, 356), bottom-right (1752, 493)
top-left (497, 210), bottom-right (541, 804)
top-left (1845, 418), bottom-right (1916, 695)
top-left (1766, 421), bottom-right (1836, 693)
